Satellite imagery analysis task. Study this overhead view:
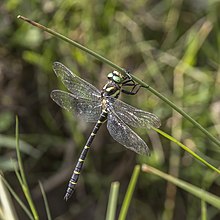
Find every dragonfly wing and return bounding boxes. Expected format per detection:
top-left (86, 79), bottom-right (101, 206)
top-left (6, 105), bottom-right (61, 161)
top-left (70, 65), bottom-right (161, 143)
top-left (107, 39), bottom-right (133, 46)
top-left (108, 97), bottom-right (161, 129)
top-left (53, 62), bottom-right (101, 100)
top-left (51, 90), bottom-right (102, 122)
top-left (107, 110), bottom-right (150, 155)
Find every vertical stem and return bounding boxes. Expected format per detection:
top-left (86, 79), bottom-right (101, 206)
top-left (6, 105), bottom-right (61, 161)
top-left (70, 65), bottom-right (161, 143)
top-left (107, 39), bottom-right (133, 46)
top-left (106, 182), bottom-right (120, 220)
top-left (15, 116), bottom-right (39, 220)
top-left (119, 165), bottom-right (140, 220)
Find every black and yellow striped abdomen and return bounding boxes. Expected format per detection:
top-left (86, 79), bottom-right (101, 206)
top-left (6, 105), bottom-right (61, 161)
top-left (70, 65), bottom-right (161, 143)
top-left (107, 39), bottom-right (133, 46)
top-left (64, 79), bottom-right (123, 201)
top-left (64, 109), bottom-right (108, 201)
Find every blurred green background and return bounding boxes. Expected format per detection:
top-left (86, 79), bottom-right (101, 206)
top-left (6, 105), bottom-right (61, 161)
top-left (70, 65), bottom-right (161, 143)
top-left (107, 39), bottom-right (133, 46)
top-left (0, 0), bottom-right (220, 219)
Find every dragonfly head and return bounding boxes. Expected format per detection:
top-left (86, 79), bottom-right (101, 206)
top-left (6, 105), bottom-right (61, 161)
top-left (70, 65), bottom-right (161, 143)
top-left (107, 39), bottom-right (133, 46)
top-left (107, 70), bottom-right (126, 84)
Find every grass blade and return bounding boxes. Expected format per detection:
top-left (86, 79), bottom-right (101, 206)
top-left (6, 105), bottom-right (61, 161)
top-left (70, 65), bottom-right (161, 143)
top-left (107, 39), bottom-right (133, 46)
top-left (0, 134), bottom-right (40, 158)
top-left (0, 175), bottom-right (34, 220)
top-left (15, 116), bottom-right (39, 220)
top-left (142, 164), bottom-right (220, 209)
top-left (39, 181), bottom-right (51, 220)
top-left (201, 200), bottom-right (207, 220)
top-left (0, 174), bottom-right (17, 220)
top-left (118, 165), bottom-right (140, 220)
top-left (152, 127), bottom-right (220, 174)
top-left (106, 181), bottom-right (120, 220)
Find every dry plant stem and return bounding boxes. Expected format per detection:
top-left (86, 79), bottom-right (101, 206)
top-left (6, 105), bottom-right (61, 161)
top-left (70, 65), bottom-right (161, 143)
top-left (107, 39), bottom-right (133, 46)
top-left (16, 15), bottom-right (126, 75)
top-left (17, 15), bottom-right (220, 148)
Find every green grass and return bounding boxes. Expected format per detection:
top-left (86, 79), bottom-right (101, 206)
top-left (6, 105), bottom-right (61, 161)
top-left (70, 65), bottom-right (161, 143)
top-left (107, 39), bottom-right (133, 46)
top-left (1, 1), bottom-right (220, 219)
top-left (106, 181), bottom-right (120, 220)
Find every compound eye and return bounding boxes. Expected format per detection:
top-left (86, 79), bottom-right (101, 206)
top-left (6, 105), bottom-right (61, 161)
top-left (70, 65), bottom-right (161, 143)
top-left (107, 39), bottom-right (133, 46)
top-left (113, 75), bottom-right (121, 83)
top-left (107, 72), bottom-right (113, 79)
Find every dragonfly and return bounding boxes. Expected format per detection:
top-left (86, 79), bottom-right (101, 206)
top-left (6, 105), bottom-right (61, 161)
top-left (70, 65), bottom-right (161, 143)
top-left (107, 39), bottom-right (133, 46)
top-left (51, 62), bottom-right (161, 201)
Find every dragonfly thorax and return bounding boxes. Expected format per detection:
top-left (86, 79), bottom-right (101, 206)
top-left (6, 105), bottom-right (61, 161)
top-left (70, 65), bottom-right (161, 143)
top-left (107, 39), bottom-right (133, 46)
top-left (101, 80), bottom-right (122, 98)
top-left (101, 70), bottom-right (127, 98)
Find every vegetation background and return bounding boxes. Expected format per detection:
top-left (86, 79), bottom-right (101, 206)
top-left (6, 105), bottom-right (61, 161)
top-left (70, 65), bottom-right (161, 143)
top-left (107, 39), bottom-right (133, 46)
top-left (0, 0), bottom-right (220, 219)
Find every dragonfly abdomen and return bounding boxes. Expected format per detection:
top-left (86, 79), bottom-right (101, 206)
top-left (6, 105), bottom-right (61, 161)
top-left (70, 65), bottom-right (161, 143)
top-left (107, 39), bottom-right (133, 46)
top-left (64, 110), bottom-right (108, 201)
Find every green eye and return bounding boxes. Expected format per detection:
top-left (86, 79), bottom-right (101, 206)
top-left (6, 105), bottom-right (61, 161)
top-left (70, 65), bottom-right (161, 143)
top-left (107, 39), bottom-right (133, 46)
top-left (113, 75), bottom-right (121, 83)
top-left (108, 72), bottom-right (113, 78)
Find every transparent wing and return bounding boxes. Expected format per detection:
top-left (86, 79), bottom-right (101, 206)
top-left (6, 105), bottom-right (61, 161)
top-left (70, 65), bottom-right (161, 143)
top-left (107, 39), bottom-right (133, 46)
top-left (51, 90), bottom-right (102, 122)
top-left (107, 110), bottom-right (150, 155)
top-left (53, 62), bottom-right (101, 100)
top-left (107, 97), bottom-right (161, 129)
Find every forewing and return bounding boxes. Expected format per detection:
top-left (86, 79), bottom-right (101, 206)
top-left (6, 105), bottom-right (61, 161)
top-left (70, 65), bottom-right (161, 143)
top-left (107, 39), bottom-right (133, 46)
top-left (53, 62), bottom-right (101, 100)
top-left (51, 90), bottom-right (102, 122)
top-left (108, 97), bottom-right (161, 129)
top-left (107, 110), bottom-right (150, 155)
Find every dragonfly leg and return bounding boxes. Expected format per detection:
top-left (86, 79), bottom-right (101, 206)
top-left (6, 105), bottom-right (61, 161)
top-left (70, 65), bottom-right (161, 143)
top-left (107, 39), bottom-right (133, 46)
top-left (122, 78), bottom-right (142, 95)
top-left (122, 84), bottom-right (142, 95)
